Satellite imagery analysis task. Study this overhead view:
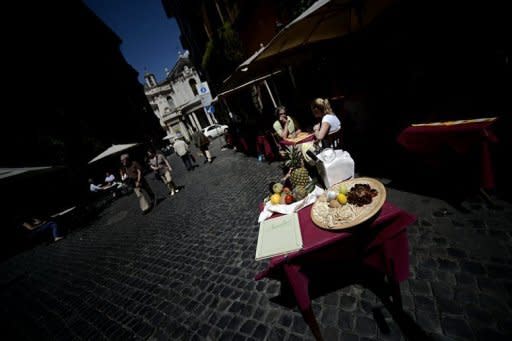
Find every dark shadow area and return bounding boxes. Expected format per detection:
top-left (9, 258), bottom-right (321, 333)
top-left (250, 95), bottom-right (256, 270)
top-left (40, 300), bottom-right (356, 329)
top-left (265, 217), bottom-right (427, 339)
top-left (270, 264), bottom-right (431, 341)
top-left (372, 307), bottom-right (391, 334)
top-left (1, 166), bottom-right (134, 263)
top-left (155, 197), bottom-right (167, 206)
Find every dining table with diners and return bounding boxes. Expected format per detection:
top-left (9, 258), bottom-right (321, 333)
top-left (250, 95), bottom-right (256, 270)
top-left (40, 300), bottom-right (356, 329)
top-left (280, 131), bottom-right (316, 146)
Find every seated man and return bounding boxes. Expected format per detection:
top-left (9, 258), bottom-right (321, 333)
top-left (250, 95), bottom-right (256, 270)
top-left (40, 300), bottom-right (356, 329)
top-left (89, 178), bottom-right (105, 193)
top-left (104, 171), bottom-right (125, 195)
top-left (104, 171), bottom-right (116, 186)
top-left (22, 217), bottom-right (63, 242)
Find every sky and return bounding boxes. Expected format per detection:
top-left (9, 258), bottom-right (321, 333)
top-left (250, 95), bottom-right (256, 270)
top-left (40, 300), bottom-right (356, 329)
top-left (84, 0), bottom-right (183, 84)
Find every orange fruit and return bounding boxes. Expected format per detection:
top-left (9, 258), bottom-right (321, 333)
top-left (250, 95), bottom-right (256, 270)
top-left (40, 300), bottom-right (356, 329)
top-left (270, 193), bottom-right (281, 205)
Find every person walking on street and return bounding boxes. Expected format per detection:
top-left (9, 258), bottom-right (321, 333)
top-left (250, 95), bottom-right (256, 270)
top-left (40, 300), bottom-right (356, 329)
top-left (120, 153), bottom-right (155, 214)
top-left (173, 137), bottom-right (196, 171)
top-left (193, 128), bottom-right (213, 163)
top-left (146, 148), bottom-right (179, 196)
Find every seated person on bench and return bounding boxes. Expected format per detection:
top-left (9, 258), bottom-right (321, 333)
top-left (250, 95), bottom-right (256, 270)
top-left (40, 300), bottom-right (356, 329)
top-left (21, 217), bottom-right (64, 242)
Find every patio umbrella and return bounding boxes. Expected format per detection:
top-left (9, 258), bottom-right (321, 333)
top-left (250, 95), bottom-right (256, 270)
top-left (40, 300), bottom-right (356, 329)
top-left (0, 166), bottom-right (53, 180)
top-left (88, 143), bottom-right (139, 164)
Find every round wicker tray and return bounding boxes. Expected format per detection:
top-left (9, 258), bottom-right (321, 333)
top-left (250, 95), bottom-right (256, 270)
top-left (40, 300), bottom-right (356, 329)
top-left (311, 177), bottom-right (386, 230)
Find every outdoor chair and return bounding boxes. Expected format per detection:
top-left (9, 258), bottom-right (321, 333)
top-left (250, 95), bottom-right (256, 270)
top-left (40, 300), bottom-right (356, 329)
top-left (322, 128), bottom-right (343, 149)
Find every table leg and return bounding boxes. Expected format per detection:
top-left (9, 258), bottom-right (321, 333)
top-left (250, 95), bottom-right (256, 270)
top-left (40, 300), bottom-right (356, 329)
top-left (283, 264), bottom-right (324, 341)
top-left (388, 261), bottom-right (403, 310)
top-left (479, 187), bottom-right (502, 209)
top-left (480, 139), bottom-right (495, 190)
top-left (301, 306), bottom-right (324, 341)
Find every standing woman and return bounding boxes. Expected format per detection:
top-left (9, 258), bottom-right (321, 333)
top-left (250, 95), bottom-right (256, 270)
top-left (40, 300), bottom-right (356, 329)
top-left (146, 148), bottom-right (179, 196)
top-left (311, 98), bottom-right (341, 143)
top-left (120, 153), bottom-right (155, 214)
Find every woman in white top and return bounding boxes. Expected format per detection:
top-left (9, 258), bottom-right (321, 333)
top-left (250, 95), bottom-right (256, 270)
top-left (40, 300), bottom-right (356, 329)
top-left (311, 98), bottom-right (341, 141)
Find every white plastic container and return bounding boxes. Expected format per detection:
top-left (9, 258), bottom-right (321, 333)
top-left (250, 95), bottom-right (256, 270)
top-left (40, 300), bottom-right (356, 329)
top-left (316, 149), bottom-right (355, 188)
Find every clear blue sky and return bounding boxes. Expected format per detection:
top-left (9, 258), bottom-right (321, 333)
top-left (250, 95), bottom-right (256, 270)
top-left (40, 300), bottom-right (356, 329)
top-left (84, 0), bottom-right (183, 84)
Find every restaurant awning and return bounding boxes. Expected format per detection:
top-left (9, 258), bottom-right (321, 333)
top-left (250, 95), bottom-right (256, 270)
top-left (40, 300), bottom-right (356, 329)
top-left (220, 46), bottom-right (268, 97)
top-left (254, 0), bottom-right (396, 64)
top-left (220, 0), bottom-right (396, 94)
top-left (218, 70), bottom-right (282, 98)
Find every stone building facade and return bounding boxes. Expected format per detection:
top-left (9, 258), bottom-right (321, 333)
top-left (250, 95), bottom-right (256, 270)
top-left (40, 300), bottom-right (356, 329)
top-left (144, 51), bottom-right (217, 141)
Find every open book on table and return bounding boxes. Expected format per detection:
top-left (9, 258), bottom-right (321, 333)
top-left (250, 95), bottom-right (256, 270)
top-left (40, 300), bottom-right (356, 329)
top-left (255, 212), bottom-right (303, 261)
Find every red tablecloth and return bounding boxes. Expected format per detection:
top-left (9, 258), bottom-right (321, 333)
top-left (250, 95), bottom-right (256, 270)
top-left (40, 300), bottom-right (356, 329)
top-left (397, 120), bottom-right (498, 189)
top-left (255, 202), bottom-right (415, 338)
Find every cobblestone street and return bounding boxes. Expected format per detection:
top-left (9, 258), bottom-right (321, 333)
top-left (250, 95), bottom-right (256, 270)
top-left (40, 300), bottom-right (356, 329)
top-left (1, 140), bottom-right (511, 340)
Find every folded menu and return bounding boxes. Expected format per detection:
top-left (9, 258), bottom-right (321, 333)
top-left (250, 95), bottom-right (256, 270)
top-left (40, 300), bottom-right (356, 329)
top-left (255, 212), bottom-right (303, 261)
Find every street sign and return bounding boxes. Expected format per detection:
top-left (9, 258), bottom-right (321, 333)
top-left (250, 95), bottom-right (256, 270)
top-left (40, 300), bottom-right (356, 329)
top-left (206, 105), bottom-right (215, 114)
top-left (197, 81), bottom-right (212, 107)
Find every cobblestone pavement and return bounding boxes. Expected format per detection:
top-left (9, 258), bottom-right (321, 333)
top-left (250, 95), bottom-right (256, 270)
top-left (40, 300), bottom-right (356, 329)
top-left (1, 139), bottom-right (511, 340)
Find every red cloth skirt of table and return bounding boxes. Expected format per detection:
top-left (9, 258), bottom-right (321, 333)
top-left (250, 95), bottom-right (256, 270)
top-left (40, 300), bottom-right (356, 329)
top-left (255, 202), bottom-right (415, 313)
top-left (396, 121), bottom-right (498, 189)
top-left (256, 135), bottom-right (275, 161)
top-left (238, 137), bottom-right (249, 153)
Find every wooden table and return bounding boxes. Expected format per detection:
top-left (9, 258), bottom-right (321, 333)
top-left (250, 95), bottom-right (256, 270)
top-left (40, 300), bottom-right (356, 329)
top-left (280, 132), bottom-right (316, 146)
top-left (256, 202), bottom-right (416, 340)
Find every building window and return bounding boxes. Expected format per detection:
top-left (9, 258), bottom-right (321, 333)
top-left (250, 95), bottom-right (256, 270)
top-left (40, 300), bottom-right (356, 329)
top-left (167, 96), bottom-right (174, 107)
top-left (189, 79), bottom-right (198, 96)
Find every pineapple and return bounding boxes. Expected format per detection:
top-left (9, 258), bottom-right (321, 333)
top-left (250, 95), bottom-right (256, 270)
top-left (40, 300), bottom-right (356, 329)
top-left (284, 146), bottom-right (310, 188)
top-left (293, 186), bottom-right (307, 200)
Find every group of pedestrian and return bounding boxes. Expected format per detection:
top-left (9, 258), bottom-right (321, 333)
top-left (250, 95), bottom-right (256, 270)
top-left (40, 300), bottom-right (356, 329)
top-left (172, 128), bottom-right (214, 170)
top-left (119, 128), bottom-right (214, 215)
